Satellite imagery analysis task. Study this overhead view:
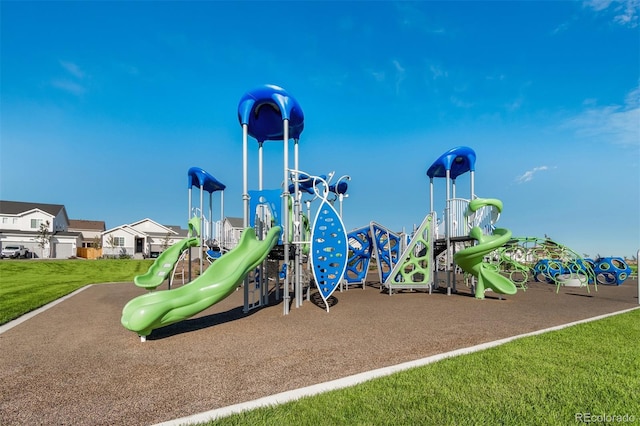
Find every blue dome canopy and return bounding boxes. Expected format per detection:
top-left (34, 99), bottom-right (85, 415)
top-left (237, 84), bottom-right (305, 142)
top-left (426, 146), bottom-right (476, 180)
top-left (187, 167), bottom-right (226, 193)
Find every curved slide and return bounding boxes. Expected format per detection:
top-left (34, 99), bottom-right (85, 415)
top-left (454, 198), bottom-right (517, 299)
top-left (134, 217), bottom-right (201, 290)
top-left (122, 226), bottom-right (281, 338)
top-left (134, 237), bottom-right (199, 289)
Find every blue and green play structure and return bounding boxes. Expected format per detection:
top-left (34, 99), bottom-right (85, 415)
top-left (121, 226), bottom-right (281, 339)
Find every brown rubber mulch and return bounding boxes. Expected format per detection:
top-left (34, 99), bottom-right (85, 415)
top-left (1, 276), bottom-right (638, 426)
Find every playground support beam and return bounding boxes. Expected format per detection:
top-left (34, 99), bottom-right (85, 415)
top-left (283, 119), bottom-right (291, 315)
top-left (294, 139), bottom-right (302, 309)
top-left (242, 124), bottom-right (249, 228)
top-left (242, 123), bottom-right (250, 313)
top-left (445, 169), bottom-right (452, 295)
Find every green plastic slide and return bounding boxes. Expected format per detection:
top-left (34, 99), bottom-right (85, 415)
top-left (134, 216), bottom-right (201, 290)
top-left (133, 237), bottom-right (199, 289)
top-left (454, 198), bottom-right (517, 299)
top-left (121, 226), bottom-right (281, 338)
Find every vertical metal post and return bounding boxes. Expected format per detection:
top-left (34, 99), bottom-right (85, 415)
top-left (294, 139), bottom-right (302, 308)
top-left (258, 142), bottom-right (264, 191)
top-left (242, 123), bottom-right (249, 313)
top-left (220, 191), bottom-right (225, 251)
top-left (429, 177), bottom-right (434, 213)
top-left (188, 185), bottom-right (192, 282)
top-left (199, 184), bottom-right (204, 275)
top-left (445, 169), bottom-right (451, 295)
top-left (470, 170), bottom-right (475, 199)
top-left (283, 119), bottom-right (290, 315)
top-left (242, 124), bottom-right (249, 228)
top-left (208, 192), bottom-right (213, 246)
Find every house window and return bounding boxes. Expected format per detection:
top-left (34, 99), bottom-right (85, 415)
top-left (30, 219), bottom-right (43, 229)
top-left (113, 237), bottom-right (125, 247)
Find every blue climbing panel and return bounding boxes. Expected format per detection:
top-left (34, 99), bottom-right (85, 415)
top-left (310, 200), bottom-right (348, 310)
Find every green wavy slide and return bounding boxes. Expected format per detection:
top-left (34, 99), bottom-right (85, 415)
top-left (134, 217), bottom-right (200, 290)
top-left (454, 198), bottom-right (517, 299)
top-left (122, 226), bottom-right (281, 338)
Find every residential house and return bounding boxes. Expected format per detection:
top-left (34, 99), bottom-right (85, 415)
top-left (69, 219), bottom-right (106, 259)
top-left (102, 218), bottom-right (189, 259)
top-left (0, 200), bottom-right (81, 258)
top-left (68, 220), bottom-right (106, 248)
top-left (219, 216), bottom-right (244, 250)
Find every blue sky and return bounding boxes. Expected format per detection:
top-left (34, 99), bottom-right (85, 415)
top-left (1, 1), bottom-right (638, 258)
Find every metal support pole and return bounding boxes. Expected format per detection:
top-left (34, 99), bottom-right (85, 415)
top-left (242, 123), bottom-right (250, 313)
top-left (200, 185), bottom-right (204, 275)
top-left (258, 142), bottom-right (264, 191)
top-left (283, 119), bottom-right (290, 315)
top-left (220, 191), bottom-right (225, 251)
top-left (445, 169), bottom-right (451, 295)
top-left (294, 139), bottom-right (302, 308)
top-left (470, 170), bottom-right (475, 199)
top-left (188, 185), bottom-right (192, 282)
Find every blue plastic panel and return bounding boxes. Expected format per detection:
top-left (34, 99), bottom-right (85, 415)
top-left (311, 200), bottom-right (348, 305)
top-left (188, 167), bottom-right (226, 193)
top-left (237, 84), bottom-right (304, 142)
top-left (426, 146), bottom-right (476, 179)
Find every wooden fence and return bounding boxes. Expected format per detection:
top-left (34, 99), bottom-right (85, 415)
top-left (76, 248), bottom-right (103, 259)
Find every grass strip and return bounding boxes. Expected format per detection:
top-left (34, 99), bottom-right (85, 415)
top-left (203, 309), bottom-right (640, 426)
top-left (0, 259), bottom-right (152, 324)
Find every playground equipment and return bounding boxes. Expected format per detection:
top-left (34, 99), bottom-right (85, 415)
top-left (530, 256), bottom-right (631, 287)
top-left (592, 257), bottom-right (632, 285)
top-left (305, 173), bottom-right (348, 311)
top-left (344, 146), bottom-right (503, 296)
top-left (133, 216), bottom-right (200, 290)
top-left (453, 199), bottom-right (517, 299)
top-left (237, 84), bottom-right (349, 314)
top-left (238, 84), bottom-right (305, 314)
top-left (121, 226), bottom-right (281, 340)
top-left (185, 167), bottom-right (227, 278)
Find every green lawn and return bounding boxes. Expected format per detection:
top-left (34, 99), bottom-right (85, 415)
top-left (0, 258), bottom-right (152, 324)
top-left (204, 309), bottom-right (640, 425)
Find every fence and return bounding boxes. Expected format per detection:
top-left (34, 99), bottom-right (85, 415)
top-left (76, 247), bottom-right (103, 259)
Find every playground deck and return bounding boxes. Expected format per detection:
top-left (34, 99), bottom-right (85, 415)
top-left (1, 277), bottom-right (638, 425)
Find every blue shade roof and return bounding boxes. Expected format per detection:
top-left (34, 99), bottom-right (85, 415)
top-left (237, 84), bottom-right (305, 142)
top-left (187, 167), bottom-right (226, 193)
top-left (426, 146), bottom-right (476, 179)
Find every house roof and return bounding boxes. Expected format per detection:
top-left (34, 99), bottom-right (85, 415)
top-left (0, 200), bottom-right (66, 217)
top-left (226, 217), bottom-right (244, 228)
top-left (68, 219), bottom-right (106, 231)
top-left (127, 218), bottom-right (177, 234)
top-left (165, 225), bottom-right (189, 237)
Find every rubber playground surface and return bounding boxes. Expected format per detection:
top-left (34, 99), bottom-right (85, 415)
top-left (1, 276), bottom-right (638, 426)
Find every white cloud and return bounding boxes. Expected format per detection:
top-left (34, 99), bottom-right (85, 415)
top-left (563, 86), bottom-right (640, 146)
top-left (392, 59), bottom-right (406, 95)
top-left (51, 79), bottom-right (86, 96)
top-left (516, 166), bottom-right (550, 183)
top-left (584, 0), bottom-right (639, 27)
top-left (429, 64), bottom-right (448, 80)
top-left (53, 60), bottom-right (87, 96)
top-left (59, 60), bottom-right (85, 79)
